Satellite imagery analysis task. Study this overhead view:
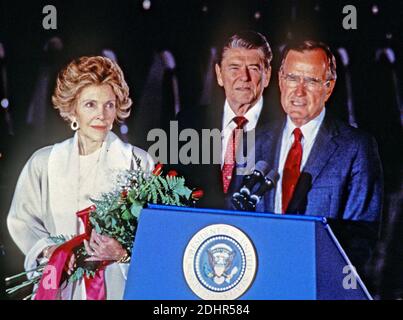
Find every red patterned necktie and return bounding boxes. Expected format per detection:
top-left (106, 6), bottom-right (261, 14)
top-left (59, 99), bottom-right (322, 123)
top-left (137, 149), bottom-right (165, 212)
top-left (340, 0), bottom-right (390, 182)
top-left (282, 128), bottom-right (303, 213)
top-left (222, 116), bottom-right (248, 194)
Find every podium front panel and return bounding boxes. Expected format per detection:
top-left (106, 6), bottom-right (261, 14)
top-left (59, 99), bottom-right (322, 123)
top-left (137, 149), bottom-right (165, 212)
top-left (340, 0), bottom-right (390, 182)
top-left (125, 206), bottom-right (322, 300)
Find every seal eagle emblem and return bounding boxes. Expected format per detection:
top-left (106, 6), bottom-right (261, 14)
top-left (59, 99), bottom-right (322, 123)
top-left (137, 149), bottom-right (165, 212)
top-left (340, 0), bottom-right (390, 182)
top-left (183, 224), bottom-right (257, 300)
top-left (207, 243), bottom-right (238, 285)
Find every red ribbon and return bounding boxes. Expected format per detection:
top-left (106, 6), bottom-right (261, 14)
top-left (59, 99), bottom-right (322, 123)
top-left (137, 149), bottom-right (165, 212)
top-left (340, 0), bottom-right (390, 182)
top-left (34, 205), bottom-right (108, 300)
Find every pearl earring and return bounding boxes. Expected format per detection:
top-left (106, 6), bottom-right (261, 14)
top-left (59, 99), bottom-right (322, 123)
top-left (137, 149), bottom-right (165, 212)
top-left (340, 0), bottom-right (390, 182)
top-left (71, 120), bottom-right (79, 131)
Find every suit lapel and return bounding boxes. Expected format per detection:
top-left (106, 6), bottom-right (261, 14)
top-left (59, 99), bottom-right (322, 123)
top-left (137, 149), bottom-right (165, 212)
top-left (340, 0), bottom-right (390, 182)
top-left (301, 115), bottom-right (339, 185)
top-left (205, 103), bottom-right (225, 200)
top-left (255, 120), bottom-right (284, 212)
top-left (205, 103), bottom-right (224, 184)
top-left (286, 116), bottom-right (339, 214)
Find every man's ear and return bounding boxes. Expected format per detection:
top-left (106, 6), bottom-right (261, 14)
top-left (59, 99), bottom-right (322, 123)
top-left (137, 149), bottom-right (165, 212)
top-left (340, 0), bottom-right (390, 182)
top-left (263, 66), bottom-right (271, 88)
top-left (278, 71), bottom-right (284, 92)
top-left (215, 63), bottom-right (224, 87)
top-left (324, 79), bottom-right (336, 102)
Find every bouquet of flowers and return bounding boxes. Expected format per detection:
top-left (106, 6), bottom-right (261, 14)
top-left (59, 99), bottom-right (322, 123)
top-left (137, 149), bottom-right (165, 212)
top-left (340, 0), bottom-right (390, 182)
top-left (5, 161), bottom-right (203, 300)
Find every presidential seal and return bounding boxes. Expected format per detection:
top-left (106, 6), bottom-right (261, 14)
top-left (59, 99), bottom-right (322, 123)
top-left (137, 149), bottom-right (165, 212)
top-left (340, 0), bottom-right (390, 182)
top-left (183, 224), bottom-right (257, 300)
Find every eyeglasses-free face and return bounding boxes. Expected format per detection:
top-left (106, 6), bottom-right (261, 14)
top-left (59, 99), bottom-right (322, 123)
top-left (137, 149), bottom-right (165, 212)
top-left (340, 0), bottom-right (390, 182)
top-left (279, 49), bottom-right (335, 127)
top-left (215, 47), bottom-right (271, 115)
top-left (72, 84), bottom-right (117, 154)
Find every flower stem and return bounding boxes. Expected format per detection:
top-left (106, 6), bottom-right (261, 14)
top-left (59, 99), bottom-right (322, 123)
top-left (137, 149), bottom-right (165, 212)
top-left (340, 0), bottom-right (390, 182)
top-left (5, 264), bottom-right (45, 283)
top-left (6, 275), bottom-right (42, 295)
top-left (23, 292), bottom-right (35, 300)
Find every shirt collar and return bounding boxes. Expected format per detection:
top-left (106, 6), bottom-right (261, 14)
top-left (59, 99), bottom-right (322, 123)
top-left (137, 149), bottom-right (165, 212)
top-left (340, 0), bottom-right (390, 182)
top-left (222, 96), bottom-right (264, 131)
top-left (284, 107), bottom-right (326, 143)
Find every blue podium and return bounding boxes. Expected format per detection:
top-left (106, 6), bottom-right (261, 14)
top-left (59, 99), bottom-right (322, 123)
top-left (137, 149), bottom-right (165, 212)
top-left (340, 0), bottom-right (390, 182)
top-left (124, 205), bottom-right (371, 300)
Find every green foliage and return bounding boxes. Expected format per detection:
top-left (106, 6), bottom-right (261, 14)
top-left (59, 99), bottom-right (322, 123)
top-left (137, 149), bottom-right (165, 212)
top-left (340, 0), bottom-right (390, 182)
top-left (69, 267), bottom-right (85, 283)
top-left (49, 235), bottom-right (69, 244)
top-left (87, 167), bottom-right (194, 257)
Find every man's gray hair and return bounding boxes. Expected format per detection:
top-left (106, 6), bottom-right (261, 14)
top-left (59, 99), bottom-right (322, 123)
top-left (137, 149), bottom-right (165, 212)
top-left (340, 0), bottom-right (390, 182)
top-left (279, 40), bottom-right (337, 81)
top-left (218, 31), bottom-right (273, 69)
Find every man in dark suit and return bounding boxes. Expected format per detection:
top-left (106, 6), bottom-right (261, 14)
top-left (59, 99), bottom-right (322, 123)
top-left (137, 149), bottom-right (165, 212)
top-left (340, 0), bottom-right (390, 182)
top-left (255, 40), bottom-right (383, 283)
top-left (176, 31), bottom-right (273, 208)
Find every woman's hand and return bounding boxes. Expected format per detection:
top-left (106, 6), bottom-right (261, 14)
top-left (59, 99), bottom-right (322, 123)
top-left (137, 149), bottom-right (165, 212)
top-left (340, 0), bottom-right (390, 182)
top-left (43, 245), bottom-right (76, 275)
top-left (66, 254), bottom-right (76, 275)
top-left (84, 230), bottom-right (126, 262)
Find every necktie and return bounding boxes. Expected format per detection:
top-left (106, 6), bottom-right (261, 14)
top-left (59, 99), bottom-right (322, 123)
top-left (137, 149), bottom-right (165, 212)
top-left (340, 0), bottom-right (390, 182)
top-left (282, 128), bottom-right (303, 213)
top-left (222, 116), bottom-right (248, 194)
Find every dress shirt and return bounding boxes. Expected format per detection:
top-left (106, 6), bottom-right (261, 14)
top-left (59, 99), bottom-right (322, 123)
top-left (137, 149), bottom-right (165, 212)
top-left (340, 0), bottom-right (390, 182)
top-left (221, 97), bottom-right (264, 167)
top-left (274, 108), bottom-right (326, 214)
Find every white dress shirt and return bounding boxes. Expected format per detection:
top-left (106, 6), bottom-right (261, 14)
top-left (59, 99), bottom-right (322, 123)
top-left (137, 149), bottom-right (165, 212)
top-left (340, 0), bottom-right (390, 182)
top-left (274, 108), bottom-right (326, 214)
top-left (221, 97), bottom-right (264, 167)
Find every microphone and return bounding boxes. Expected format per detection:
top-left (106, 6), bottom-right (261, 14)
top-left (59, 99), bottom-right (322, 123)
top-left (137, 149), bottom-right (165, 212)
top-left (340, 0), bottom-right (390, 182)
top-left (231, 161), bottom-right (269, 210)
top-left (239, 160), bottom-right (270, 196)
top-left (247, 170), bottom-right (279, 210)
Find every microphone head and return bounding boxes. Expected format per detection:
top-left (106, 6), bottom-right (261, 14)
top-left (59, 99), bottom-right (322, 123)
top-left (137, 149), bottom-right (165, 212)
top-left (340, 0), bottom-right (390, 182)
top-left (250, 169), bottom-right (279, 198)
top-left (240, 160), bottom-right (269, 191)
top-left (265, 169), bottom-right (280, 187)
top-left (254, 160), bottom-right (270, 175)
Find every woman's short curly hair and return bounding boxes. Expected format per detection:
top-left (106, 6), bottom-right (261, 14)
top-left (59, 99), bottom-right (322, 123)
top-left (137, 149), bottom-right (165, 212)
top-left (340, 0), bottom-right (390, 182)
top-left (52, 56), bottom-right (132, 122)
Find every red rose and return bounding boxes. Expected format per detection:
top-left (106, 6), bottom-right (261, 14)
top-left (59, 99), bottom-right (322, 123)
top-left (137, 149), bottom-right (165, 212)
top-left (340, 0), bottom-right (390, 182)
top-left (121, 190), bottom-right (128, 198)
top-left (167, 170), bottom-right (178, 177)
top-left (191, 189), bottom-right (204, 200)
top-left (152, 163), bottom-right (163, 176)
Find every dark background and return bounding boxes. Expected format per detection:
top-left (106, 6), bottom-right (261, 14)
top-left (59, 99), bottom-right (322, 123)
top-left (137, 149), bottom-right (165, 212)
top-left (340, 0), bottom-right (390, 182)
top-left (0, 0), bottom-right (402, 299)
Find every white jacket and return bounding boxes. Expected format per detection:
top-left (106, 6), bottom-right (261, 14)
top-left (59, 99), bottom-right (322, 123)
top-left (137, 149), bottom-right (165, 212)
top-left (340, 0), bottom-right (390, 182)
top-left (7, 131), bottom-right (154, 300)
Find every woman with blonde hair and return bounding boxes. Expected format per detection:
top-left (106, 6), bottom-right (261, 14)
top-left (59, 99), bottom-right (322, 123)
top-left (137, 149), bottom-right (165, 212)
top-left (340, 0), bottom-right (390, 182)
top-left (7, 56), bottom-right (154, 299)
